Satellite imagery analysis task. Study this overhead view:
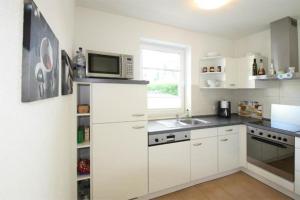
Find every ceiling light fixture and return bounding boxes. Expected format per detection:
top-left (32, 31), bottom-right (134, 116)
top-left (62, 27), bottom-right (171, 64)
top-left (194, 0), bottom-right (232, 10)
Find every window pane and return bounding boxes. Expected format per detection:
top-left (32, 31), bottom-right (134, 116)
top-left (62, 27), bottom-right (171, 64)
top-left (142, 49), bottom-right (181, 70)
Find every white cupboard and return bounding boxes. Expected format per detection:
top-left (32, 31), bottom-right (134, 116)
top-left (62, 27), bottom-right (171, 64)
top-left (92, 83), bottom-right (147, 123)
top-left (191, 137), bottom-right (218, 180)
top-left (149, 141), bottom-right (190, 193)
top-left (295, 138), bottom-right (300, 195)
top-left (92, 121), bottom-right (148, 200)
top-left (224, 58), bottom-right (239, 88)
top-left (218, 133), bottom-right (239, 172)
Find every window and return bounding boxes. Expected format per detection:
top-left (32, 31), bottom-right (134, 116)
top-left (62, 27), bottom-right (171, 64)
top-left (141, 41), bottom-right (186, 114)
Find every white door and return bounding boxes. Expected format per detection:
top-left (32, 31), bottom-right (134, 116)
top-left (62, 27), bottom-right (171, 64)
top-left (149, 141), bottom-right (190, 193)
top-left (218, 134), bottom-right (239, 172)
top-left (224, 57), bottom-right (239, 88)
top-left (92, 121), bottom-right (148, 200)
top-left (191, 137), bottom-right (218, 181)
top-left (92, 83), bottom-right (147, 123)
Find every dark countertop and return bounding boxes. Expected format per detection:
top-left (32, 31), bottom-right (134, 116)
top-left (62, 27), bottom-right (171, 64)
top-left (75, 77), bottom-right (149, 85)
top-left (148, 115), bottom-right (300, 137)
top-left (148, 115), bottom-right (257, 135)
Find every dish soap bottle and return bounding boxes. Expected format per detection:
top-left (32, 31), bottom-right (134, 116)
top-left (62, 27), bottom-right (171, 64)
top-left (258, 59), bottom-right (265, 75)
top-left (252, 59), bottom-right (258, 76)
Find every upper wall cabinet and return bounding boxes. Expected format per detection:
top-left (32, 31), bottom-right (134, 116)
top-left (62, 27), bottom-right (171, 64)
top-left (92, 83), bottom-right (147, 124)
top-left (199, 55), bottom-right (273, 89)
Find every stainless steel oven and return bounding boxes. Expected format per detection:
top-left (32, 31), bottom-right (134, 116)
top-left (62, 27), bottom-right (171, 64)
top-left (247, 126), bottom-right (295, 181)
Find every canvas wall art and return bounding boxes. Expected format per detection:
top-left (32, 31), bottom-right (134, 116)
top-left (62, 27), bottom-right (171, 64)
top-left (61, 50), bottom-right (74, 95)
top-left (22, 0), bottom-right (59, 102)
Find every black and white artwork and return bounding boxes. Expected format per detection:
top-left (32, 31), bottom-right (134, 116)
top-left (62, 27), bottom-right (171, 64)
top-left (22, 0), bottom-right (59, 102)
top-left (61, 50), bottom-right (73, 95)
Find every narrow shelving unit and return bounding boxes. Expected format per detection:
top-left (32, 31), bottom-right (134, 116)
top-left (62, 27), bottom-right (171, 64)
top-left (76, 83), bottom-right (92, 200)
top-left (199, 56), bottom-right (226, 88)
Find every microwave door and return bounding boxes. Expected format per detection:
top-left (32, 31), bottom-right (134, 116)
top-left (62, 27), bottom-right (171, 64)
top-left (86, 53), bottom-right (122, 78)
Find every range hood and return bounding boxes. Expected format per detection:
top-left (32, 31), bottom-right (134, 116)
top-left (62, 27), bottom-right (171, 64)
top-left (253, 17), bottom-right (299, 80)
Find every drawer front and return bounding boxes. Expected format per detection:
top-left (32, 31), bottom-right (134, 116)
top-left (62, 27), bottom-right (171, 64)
top-left (296, 137), bottom-right (300, 149)
top-left (218, 125), bottom-right (239, 136)
top-left (191, 128), bottom-right (217, 140)
top-left (296, 149), bottom-right (300, 172)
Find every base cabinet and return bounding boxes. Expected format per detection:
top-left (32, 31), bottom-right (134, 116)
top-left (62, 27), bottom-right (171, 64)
top-left (218, 133), bottom-right (239, 172)
top-left (296, 172), bottom-right (300, 195)
top-left (149, 141), bottom-right (190, 193)
top-left (92, 121), bottom-right (148, 200)
top-left (191, 137), bottom-right (218, 180)
top-left (296, 138), bottom-right (300, 195)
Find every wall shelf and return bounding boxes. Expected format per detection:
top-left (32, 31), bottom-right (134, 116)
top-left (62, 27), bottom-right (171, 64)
top-left (77, 174), bottom-right (91, 181)
top-left (77, 113), bottom-right (90, 117)
top-left (77, 141), bottom-right (90, 149)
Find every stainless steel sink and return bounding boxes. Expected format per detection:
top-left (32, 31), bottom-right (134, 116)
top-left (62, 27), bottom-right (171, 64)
top-left (157, 118), bottom-right (210, 128)
top-left (179, 118), bottom-right (210, 125)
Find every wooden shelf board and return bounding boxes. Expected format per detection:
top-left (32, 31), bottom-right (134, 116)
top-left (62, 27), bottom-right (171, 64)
top-left (77, 113), bottom-right (90, 116)
top-left (199, 72), bottom-right (224, 75)
top-left (77, 141), bottom-right (90, 149)
top-left (77, 174), bottom-right (90, 181)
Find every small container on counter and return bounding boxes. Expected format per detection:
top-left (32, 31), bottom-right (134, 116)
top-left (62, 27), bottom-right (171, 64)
top-left (209, 66), bottom-right (215, 72)
top-left (202, 66), bottom-right (208, 73)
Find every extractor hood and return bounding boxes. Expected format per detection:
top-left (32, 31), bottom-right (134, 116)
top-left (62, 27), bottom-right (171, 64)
top-left (252, 17), bottom-right (299, 80)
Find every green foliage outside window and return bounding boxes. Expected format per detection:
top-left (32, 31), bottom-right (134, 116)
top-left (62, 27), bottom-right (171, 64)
top-left (147, 84), bottom-right (178, 96)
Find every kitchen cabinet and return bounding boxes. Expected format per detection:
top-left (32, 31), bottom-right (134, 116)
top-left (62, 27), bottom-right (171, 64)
top-left (92, 83), bottom-right (147, 124)
top-left (149, 141), bottom-right (190, 193)
top-left (191, 137), bottom-right (218, 180)
top-left (92, 121), bottom-right (148, 200)
top-left (200, 55), bottom-right (272, 89)
top-left (218, 133), bottom-right (239, 172)
top-left (296, 172), bottom-right (300, 195)
top-left (295, 138), bottom-right (300, 195)
top-left (224, 58), bottom-right (239, 88)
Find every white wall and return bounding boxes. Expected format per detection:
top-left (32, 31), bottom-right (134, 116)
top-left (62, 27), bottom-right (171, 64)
top-left (0, 0), bottom-right (75, 199)
top-left (74, 7), bottom-right (235, 117)
top-left (233, 21), bottom-right (300, 118)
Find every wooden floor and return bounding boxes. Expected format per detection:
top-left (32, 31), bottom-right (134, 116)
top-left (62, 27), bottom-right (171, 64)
top-left (153, 172), bottom-right (292, 200)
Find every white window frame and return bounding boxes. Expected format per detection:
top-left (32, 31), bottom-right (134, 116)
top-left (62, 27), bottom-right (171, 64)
top-left (140, 40), bottom-right (187, 117)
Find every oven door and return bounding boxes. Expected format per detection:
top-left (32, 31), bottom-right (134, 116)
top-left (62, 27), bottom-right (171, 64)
top-left (247, 133), bottom-right (294, 181)
top-left (86, 52), bottom-right (122, 78)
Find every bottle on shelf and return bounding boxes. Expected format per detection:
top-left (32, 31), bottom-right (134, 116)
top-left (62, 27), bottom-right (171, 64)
top-left (269, 60), bottom-right (276, 75)
top-left (252, 59), bottom-right (258, 76)
top-left (258, 59), bottom-right (266, 75)
top-left (73, 47), bottom-right (86, 79)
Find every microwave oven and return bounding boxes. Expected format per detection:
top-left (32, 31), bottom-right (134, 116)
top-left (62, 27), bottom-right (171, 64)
top-left (86, 50), bottom-right (134, 79)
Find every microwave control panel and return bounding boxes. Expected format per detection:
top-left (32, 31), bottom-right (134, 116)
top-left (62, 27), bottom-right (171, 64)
top-left (122, 55), bottom-right (134, 78)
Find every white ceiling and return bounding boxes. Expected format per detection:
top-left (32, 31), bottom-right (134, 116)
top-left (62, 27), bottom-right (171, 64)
top-left (76, 0), bottom-right (300, 39)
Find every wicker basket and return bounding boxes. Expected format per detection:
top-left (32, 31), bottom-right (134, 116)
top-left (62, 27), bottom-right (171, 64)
top-left (77, 104), bottom-right (90, 113)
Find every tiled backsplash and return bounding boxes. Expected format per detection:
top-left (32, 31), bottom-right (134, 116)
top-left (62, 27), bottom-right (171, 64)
top-left (233, 80), bottom-right (300, 118)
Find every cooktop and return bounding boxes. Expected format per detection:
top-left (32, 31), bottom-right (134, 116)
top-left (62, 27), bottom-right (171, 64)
top-left (249, 120), bottom-right (300, 133)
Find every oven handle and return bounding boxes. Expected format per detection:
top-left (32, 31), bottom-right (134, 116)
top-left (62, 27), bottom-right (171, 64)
top-left (251, 136), bottom-right (287, 149)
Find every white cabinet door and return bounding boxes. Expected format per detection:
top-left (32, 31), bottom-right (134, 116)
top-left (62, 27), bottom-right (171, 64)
top-left (149, 141), bottom-right (190, 193)
top-left (218, 133), bottom-right (239, 172)
top-left (92, 121), bottom-right (148, 200)
top-left (224, 58), bottom-right (239, 88)
top-left (296, 171), bottom-right (300, 195)
top-left (191, 137), bottom-right (218, 181)
top-left (92, 83), bottom-right (147, 123)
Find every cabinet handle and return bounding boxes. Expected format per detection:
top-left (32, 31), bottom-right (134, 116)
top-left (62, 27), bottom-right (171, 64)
top-left (193, 143), bottom-right (202, 146)
top-left (225, 129), bottom-right (233, 132)
top-left (230, 84), bottom-right (236, 87)
top-left (132, 114), bottom-right (145, 117)
top-left (221, 138), bottom-right (228, 142)
top-left (132, 126), bottom-right (145, 129)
